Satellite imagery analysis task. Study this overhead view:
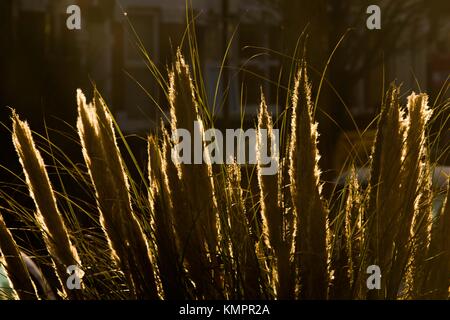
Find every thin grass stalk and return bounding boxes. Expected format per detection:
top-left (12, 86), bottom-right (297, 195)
top-left (289, 61), bottom-right (328, 299)
top-left (77, 90), bottom-right (158, 299)
top-left (12, 112), bottom-right (82, 299)
top-left (0, 213), bottom-right (37, 300)
top-left (279, 123), bottom-right (296, 298)
top-left (280, 70), bottom-right (295, 264)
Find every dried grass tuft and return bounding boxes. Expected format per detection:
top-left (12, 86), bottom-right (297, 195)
top-left (12, 111), bottom-right (81, 299)
top-left (289, 62), bottom-right (328, 299)
top-left (77, 90), bottom-right (158, 299)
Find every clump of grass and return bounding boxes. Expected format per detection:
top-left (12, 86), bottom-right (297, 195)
top-left (289, 61), bottom-right (328, 299)
top-left (425, 177), bottom-right (450, 299)
top-left (77, 90), bottom-right (158, 299)
top-left (406, 154), bottom-right (433, 298)
top-left (0, 213), bottom-right (37, 300)
top-left (365, 85), bottom-right (406, 298)
top-left (387, 92), bottom-right (433, 299)
top-left (12, 112), bottom-right (82, 299)
top-left (167, 51), bottom-right (222, 298)
top-left (0, 47), bottom-right (448, 300)
top-left (329, 165), bottom-right (366, 299)
top-left (344, 167), bottom-right (364, 297)
top-left (160, 125), bottom-right (211, 298)
top-left (258, 93), bottom-right (295, 299)
top-left (147, 135), bottom-right (184, 299)
top-left (225, 163), bottom-right (262, 299)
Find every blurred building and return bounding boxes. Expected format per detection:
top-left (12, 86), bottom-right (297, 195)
top-left (78, 0), bottom-right (283, 131)
top-left (0, 0), bottom-right (448, 170)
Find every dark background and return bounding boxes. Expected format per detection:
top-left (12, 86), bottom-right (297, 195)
top-left (0, 0), bottom-right (449, 191)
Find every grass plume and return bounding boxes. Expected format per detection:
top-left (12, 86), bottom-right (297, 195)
top-left (257, 93), bottom-right (295, 299)
top-left (0, 48), bottom-right (447, 300)
top-left (12, 112), bottom-right (81, 299)
top-left (77, 90), bottom-right (158, 299)
top-left (288, 61), bottom-right (328, 299)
